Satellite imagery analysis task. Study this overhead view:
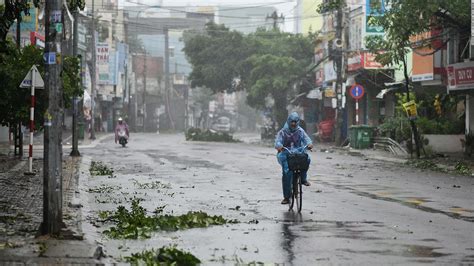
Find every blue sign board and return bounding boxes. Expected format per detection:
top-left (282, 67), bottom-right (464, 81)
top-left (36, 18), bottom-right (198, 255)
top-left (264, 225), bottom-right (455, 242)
top-left (350, 84), bottom-right (365, 100)
top-left (366, 0), bottom-right (385, 33)
top-left (45, 52), bottom-right (56, 65)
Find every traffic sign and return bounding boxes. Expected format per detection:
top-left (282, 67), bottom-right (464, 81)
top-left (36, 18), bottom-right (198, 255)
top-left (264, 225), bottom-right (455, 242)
top-left (350, 84), bottom-right (365, 100)
top-left (20, 65), bottom-right (44, 88)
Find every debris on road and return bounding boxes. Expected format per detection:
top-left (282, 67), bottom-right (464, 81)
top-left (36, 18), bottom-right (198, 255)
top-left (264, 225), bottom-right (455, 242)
top-left (99, 199), bottom-right (238, 239)
top-left (89, 161), bottom-right (114, 177)
top-left (125, 245), bottom-right (200, 265)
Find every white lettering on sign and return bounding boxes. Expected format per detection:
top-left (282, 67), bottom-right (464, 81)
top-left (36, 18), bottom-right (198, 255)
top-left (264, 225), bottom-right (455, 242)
top-left (457, 69), bottom-right (473, 81)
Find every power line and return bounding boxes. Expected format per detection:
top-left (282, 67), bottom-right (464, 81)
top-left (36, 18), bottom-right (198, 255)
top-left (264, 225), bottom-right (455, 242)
top-left (121, 1), bottom-right (293, 19)
top-left (97, 13), bottom-right (321, 32)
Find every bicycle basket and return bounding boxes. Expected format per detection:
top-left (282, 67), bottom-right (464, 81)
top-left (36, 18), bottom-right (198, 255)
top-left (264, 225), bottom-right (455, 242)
top-left (287, 153), bottom-right (309, 171)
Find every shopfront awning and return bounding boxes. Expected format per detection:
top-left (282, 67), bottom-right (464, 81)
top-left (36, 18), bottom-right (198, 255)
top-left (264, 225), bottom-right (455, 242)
top-left (376, 81), bottom-right (404, 99)
top-left (306, 88), bottom-right (323, 100)
top-left (345, 73), bottom-right (360, 86)
top-left (290, 92), bottom-right (307, 104)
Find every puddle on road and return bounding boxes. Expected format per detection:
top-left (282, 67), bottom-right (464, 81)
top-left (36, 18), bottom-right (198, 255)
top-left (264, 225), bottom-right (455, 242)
top-left (319, 181), bottom-right (474, 223)
top-left (300, 220), bottom-right (384, 241)
top-left (461, 255), bottom-right (474, 263)
top-left (338, 245), bottom-right (449, 258)
top-left (146, 152), bottom-right (223, 169)
top-left (449, 207), bottom-right (474, 215)
top-left (403, 197), bottom-right (432, 206)
top-left (403, 245), bottom-right (449, 258)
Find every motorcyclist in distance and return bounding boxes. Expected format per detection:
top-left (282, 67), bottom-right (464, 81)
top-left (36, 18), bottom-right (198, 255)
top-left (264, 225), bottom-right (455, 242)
top-left (115, 117), bottom-right (129, 145)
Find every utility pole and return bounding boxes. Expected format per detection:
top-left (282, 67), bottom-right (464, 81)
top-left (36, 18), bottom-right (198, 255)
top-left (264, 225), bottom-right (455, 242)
top-left (143, 50), bottom-right (147, 132)
top-left (43, 0), bottom-right (64, 235)
top-left (16, 9), bottom-right (23, 157)
top-left (334, 2), bottom-right (346, 146)
top-left (403, 57), bottom-right (421, 158)
top-left (90, 0), bottom-right (97, 140)
top-left (266, 11), bottom-right (284, 30)
top-left (124, 64), bottom-right (129, 121)
top-left (70, 8), bottom-right (80, 157)
top-left (164, 27), bottom-right (175, 130)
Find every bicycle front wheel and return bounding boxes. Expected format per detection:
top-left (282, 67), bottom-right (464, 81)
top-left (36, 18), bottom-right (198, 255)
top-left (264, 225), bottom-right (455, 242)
top-left (296, 174), bottom-right (302, 212)
top-left (289, 173), bottom-right (298, 211)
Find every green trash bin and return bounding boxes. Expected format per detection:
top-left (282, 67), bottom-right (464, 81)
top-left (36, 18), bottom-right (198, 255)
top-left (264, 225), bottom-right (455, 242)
top-left (349, 125), bottom-right (375, 149)
top-left (78, 122), bottom-right (84, 140)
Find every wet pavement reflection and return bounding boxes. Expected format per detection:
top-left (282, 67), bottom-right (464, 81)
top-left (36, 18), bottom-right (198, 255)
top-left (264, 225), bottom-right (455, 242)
top-left (80, 133), bottom-right (474, 264)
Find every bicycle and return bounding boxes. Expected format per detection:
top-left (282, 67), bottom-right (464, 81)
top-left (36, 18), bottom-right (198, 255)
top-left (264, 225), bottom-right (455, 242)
top-left (283, 145), bottom-right (310, 212)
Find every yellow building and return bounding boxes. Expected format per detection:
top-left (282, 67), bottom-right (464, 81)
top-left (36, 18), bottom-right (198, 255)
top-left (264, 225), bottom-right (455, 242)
top-left (294, 0), bottom-right (323, 35)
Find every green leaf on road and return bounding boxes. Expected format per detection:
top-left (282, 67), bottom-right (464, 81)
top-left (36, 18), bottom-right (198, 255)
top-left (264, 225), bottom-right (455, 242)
top-left (125, 245), bottom-right (200, 266)
top-left (101, 199), bottom-right (238, 239)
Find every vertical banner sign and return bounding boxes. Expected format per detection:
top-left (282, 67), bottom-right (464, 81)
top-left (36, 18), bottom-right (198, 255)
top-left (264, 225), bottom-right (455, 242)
top-left (96, 43), bottom-right (110, 84)
top-left (366, 0), bottom-right (385, 34)
top-left (471, 0), bottom-right (474, 57)
top-left (472, 0), bottom-right (474, 39)
top-left (12, 0), bottom-right (36, 46)
top-left (109, 51), bottom-right (118, 85)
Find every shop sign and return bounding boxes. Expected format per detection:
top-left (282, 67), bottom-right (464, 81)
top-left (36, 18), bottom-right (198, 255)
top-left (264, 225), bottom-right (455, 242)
top-left (403, 101), bottom-right (418, 121)
top-left (347, 52), bottom-right (385, 71)
top-left (365, 0), bottom-right (385, 34)
top-left (315, 68), bottom-right (324, 86)
top-left (323, 61), bottom-right (337, 82)
top-left (447, 61), bottom-right (474, 91)
top-left (348, 53), bottom-right (362, 71)
top-left (324, 87), bottom-right (336, 98)
top-left (363, 53), bottom-right (384, 69)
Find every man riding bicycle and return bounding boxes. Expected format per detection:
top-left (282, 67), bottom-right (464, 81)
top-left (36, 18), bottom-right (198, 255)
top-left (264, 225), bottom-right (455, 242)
top-left (275, 112), bottom-right (313, 204)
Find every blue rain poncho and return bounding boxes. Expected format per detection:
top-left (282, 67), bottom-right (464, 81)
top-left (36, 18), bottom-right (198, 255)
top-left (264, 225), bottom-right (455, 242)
top-left (274, 112), bottom-right (313, 199)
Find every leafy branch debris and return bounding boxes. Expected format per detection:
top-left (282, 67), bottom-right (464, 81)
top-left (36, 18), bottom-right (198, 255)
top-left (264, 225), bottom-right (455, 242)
top-left (101, 199), bottom-right (238, 239)
top-left (89, 161), bottom-right (114, 177)
top-left (125, 245), bottom-right (200, 265)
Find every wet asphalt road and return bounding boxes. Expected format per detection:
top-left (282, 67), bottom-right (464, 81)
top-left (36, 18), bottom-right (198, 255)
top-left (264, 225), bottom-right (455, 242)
top-left (80, 133), bottom-right (474, 265)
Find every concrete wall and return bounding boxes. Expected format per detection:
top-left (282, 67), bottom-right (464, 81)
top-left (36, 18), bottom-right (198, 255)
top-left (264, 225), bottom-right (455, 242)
top-left (0, 126), bottom-right (8, 142)
top-left (466, 94), bottom-right (474, 134)
top-left (424, 134), bottom-right (465, 153)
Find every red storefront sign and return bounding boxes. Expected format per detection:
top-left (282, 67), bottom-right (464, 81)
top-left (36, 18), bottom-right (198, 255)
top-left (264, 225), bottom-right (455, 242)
top-left (347, 52), bottom-right (385, 72)
top-left (447, 61), bottom-right (474, 91)
top-left (347, 52), bottom-right (363, 71)
top-left (315, 68), bottom-right (324, 86)
top-left (30, 32), bottom-right (45, 48)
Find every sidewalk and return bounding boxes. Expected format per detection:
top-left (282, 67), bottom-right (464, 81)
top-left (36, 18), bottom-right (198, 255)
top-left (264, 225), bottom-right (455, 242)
top-left (319, 142), bottom-right (474, 176)
top-left (241, 131), bottom-right (474, 175)
top-left (0, 134), bottom-right (111, 264)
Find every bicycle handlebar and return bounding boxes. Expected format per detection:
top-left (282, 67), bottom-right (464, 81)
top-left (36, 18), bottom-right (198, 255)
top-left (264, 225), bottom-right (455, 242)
top-left (282, 144), bottom-right (311, 154)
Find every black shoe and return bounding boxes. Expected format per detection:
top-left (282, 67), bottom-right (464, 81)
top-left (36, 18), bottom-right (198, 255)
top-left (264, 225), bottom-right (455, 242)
top-left (303, 181), bottom-right (311, 186)
top-left (281, 198), bottom-right (289, 204)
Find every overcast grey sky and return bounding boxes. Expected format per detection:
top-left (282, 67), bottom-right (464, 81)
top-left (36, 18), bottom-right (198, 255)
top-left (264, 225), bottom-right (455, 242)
top-left (120, 0), bottom-right (298, 32)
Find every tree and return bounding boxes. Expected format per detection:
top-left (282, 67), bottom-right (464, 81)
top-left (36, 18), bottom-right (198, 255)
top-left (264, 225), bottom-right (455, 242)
top-left (0, 40), bottom-right (82, 129)
top-left (0, 40), bottom-right (45, 128)
top-left (0, 0), bottom-right (34, 43)
top-left (183, 23), bottom-right (314, 127)
top-left (243, 29), bottom-right (314, 126)
top-left (183, 22), bottom-right (251, 93)
top-left (365, 0), bottom-right (470, 158)
top-left (1, 0), bottom-right (85, 44)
